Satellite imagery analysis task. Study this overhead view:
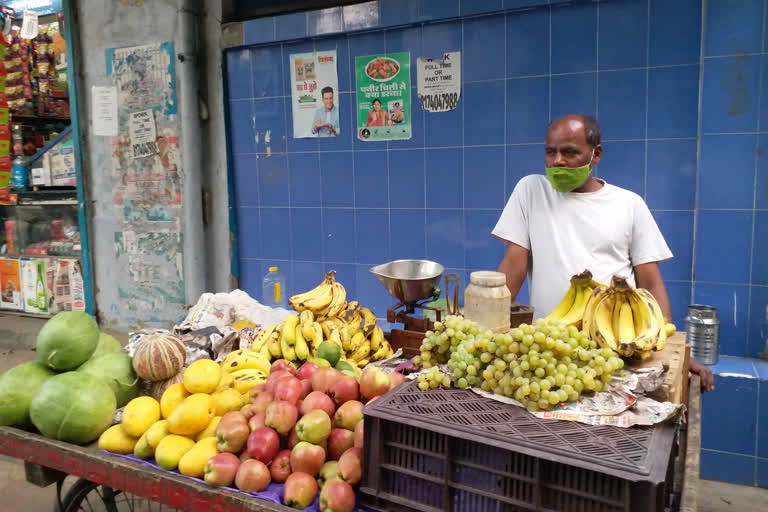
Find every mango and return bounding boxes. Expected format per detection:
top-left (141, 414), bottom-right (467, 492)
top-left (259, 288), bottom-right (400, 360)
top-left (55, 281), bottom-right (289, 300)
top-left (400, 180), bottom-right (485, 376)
top-left (212, 388), bottom-right (245, 416)
top-left (134, 432), bottom-right (154, 459)
top-left (167, 393), bottom-right (214, 436)
top-left (155, 434), bottom-right (195, 471)
top-left (145, 419), bottom-right (170, 448)
top-left (195, 416), bottom-right (222, 441)
top-left (160, 383), bottom-right (190, 419)
top-left (98, 424), bottom-right (138, 454)
top-left (216, 372), bottom-right (235, 392)
top-left (184, 359), bottom-right (222, 394)
top-left (122, 396), bottom-right (161, 437)
top-left (178, 437), bottom-right (219, 477)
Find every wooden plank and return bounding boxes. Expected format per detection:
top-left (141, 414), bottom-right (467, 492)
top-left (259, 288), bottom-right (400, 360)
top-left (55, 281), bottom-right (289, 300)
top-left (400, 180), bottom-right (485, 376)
top-left (624, 332), bottom-right (690, 403)
top-left (0, 427), bottom-right (294, 512)
top-left (680, 374), bottom-right (701, 512)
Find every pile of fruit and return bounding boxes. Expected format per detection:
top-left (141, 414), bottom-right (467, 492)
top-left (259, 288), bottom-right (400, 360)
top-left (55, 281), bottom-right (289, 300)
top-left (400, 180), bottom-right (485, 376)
top-left (0, 311), bottom-right (139, 444)
top-left (100, 356), bottom-right (405, 511)
top-left (417, 316), bottom-right (624, 411)
top-left (249, 271), bottom-right (394, 368)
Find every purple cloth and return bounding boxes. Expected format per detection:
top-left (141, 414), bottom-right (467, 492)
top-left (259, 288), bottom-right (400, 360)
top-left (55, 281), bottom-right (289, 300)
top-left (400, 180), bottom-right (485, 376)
top-left (103, 451), bottom-right (367, 511)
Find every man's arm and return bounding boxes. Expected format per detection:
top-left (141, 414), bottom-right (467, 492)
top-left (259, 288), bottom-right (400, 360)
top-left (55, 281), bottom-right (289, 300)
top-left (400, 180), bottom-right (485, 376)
top-left (634, 262), bottom-right (714, 391)
top-left (633, 262), bottom-right (671, 320)
top-left (497, 242), bottom-right (529, 300)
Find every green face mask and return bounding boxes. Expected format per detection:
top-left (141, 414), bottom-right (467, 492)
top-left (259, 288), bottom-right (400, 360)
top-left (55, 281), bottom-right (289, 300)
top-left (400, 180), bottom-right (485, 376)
top-left (545, 151), bottom-right (594, 192)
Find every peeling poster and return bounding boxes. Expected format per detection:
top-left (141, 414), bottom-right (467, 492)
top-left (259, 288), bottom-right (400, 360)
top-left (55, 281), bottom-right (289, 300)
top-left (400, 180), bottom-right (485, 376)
top-left (106, 42), bottom-right (184, 324)
top-left (417, 52), bottom-right (461, 113)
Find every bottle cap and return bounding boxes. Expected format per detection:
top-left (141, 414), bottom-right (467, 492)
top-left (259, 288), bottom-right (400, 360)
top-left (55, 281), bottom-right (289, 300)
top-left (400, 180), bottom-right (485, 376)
top-left (269, 266), bottom-right (278, 272)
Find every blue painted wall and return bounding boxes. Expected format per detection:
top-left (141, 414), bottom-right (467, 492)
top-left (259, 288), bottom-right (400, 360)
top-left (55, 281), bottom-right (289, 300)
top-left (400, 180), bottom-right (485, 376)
top-left (224, 0), bottom-right (768, 488)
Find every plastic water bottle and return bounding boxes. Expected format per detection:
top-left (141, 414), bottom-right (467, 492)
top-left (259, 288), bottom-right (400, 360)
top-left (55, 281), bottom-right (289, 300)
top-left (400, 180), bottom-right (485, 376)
top-left (262, 266), bottom-right (286, 308)
top-left (11, 155), bottom-right (28, 192)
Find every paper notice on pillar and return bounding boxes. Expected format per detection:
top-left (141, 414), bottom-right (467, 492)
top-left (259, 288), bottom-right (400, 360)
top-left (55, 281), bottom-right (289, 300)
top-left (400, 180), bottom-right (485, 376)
top-left (128, 109), bottom-right (159, 159)
top-left (290, 50), bottom-right (340, 139)
top-left (91, 86), bottom-right (118, 136)
top-left (417, 52), bottom-right (461, 112)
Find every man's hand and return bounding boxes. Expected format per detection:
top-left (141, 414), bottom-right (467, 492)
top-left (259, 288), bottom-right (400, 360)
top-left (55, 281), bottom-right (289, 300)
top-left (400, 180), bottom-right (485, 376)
top-left (690, 358), bottom-right (714, 391)
top-left (314, 118), bottom-right (324, 131)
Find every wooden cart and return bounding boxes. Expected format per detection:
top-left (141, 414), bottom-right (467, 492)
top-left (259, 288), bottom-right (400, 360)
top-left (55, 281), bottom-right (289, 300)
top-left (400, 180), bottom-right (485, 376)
top-left (0, 374), bottom-right (702, 512)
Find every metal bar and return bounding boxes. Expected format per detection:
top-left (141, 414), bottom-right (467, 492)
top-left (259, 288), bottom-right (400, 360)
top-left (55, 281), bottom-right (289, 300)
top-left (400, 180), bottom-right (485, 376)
top-left (0, 426), bottom-right (293, 511)
top-left (680, 374), bottom-right (701, 512)
top-left (62, 0), bottom-right (94, 315)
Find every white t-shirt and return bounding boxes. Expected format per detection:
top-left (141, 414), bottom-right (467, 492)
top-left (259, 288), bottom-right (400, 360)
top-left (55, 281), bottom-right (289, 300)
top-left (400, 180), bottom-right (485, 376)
top-left (491, 175), bottom-right (673, 319)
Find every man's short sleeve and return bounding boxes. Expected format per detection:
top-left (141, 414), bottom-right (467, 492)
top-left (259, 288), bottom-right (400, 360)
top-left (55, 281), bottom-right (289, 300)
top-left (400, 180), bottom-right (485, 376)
top-left (630, 196), bottom-right (673, 266)
top-left (492, 178), bottom-right (531, 250)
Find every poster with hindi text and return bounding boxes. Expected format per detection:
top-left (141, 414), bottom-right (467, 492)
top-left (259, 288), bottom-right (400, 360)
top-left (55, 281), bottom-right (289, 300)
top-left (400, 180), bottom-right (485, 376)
top-left (290, 50), bottom-right (340, 139)
top-left (355, 53), bottom-right (412, 141)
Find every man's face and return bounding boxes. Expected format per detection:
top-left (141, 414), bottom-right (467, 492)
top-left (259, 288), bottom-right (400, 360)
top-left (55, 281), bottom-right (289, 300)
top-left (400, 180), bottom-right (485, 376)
top-left (545, 119), bottom-right (600, 169)
top-left (322, 92), bottom-right (334, 111)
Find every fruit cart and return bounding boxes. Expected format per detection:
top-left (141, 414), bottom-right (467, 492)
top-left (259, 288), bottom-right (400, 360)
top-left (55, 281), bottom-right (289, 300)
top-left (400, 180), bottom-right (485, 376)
top-left (0, 373), bottom-right (701, 512)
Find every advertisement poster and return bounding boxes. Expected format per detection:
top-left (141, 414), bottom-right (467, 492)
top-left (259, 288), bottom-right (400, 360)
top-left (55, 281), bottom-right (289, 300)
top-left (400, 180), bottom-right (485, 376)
top-left (417, 52), bottom-right (461, 113)
top-left (355, 53), bottom-right (411, 141)
top-left (290, 50), bottom-right (340, 138)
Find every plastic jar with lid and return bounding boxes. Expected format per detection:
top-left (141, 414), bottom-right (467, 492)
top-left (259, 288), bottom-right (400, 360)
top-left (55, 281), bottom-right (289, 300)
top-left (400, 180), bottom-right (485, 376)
top-left (463, 271), bottom-right (511, 332)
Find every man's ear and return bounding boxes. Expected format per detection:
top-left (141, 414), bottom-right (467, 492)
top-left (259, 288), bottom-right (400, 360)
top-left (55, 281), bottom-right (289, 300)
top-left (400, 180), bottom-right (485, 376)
top-left (591, 144), bottom-right (603, 166)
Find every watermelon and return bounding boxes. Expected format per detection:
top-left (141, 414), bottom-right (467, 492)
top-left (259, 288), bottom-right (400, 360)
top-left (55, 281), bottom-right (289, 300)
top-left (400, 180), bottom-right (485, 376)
top-left (36, 312), bottom-right (99, 371)
top-left (30, 372), bottom-right (116, 444)
top-left (0, 361), bottom-right (56, 427)
top-left (77, 352), bottom-right (139, 407)
top-left (91, 332), bottom-right (122, 357)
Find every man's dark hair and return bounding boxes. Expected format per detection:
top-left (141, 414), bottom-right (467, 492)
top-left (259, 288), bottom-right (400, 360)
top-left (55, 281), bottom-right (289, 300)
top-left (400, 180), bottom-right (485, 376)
top-left (547, 115), bottom-right (601, 148)
top-left (321, 86), bottom-right (334, 96)
top-left (372, 98), bottom-right (381, 106)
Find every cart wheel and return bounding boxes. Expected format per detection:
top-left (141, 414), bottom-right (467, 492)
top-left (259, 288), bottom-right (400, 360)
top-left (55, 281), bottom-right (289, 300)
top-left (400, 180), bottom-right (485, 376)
top-left (58, 478), bottom-right (180, 512)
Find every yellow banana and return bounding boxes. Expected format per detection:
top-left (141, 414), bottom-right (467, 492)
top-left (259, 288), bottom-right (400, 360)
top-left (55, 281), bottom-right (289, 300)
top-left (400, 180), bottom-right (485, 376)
top-left (230, 368), bottom-right (267, 379)
top-left (627, 292), bottom-right (657, 353)
top-left (581, 285), bottom-right (609, 337)
top-left (289, 271), bottom-right (336, 313)
top-left (221, 350), bottom-right (271, 375)
top-left (233, 373), bottom-right (266, 394)
top-left (328, 327), bottom-right (342, 348)
top-left (342, 301), bottom-right (360, 323)
top-left (360, 307), bottom-right (377, 336)
top-left (356, 358), bottom-right (370, 368)
top-left (545, 283), bottom-right (576, 320)
top-left (321, 320), bottom-right (332, 339)
top-left (369, 325), bottom-right (384, 351)
top-left (560, 285), bottom-right (589, 327)
top-left (250, 325), bottom-right (274, 353)
top-left (281, 336), bottom-right (297, 361)
top-left (371, 338), bottom-right (391, 361)
top-left (346, 312), bottom-right (362, 335)
top-left (324, 282), bottom-right (348, 318)
top-left (259, 342), bottom-right (271, 359)
top-left (294, 324), bottom-right (310, 361)
top-left (330, 317), bottom-right (351, 349)
top-left (311, 322), bottom-right (324, 350)
top-left (300, 310), bottom-right (315, 340)
top-left (349, 331), bottom-right (366, 353)
top-left (637, 288), bottom-right (667, 351)
top-left (592, 294), bottom-right (620, 352)
top-left (282, 315), bottom-right (300, 345)
top-left (348, 338), bottom-right (371, 362)
top-left (617, 300), bottom-right (635, 345)
top-left (267, 325), bottom-right (283, 358)
top-left (665, 323), bottom-right (677, 337)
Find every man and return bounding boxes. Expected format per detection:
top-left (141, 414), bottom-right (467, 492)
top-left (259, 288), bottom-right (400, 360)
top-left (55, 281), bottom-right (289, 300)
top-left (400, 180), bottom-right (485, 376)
top-left (312, 86), bottom-right (339, 137)
top-left (493, 115), bottom-right (714, 390)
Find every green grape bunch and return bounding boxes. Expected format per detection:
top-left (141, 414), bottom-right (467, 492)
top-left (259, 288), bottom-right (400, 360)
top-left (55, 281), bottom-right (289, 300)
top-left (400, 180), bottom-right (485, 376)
top-left (417, 366), bottom-right (454, 390)
top-left (415, 316), bottom-right (625, 413)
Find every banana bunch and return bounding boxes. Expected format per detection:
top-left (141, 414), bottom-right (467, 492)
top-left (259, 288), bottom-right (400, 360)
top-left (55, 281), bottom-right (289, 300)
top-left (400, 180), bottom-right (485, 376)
top-left (545, 270), bottom-right (604, 329)
top-left (289, 270), bottom-right (347, 319)
top-left (582, 276), bottom-right (672, 359)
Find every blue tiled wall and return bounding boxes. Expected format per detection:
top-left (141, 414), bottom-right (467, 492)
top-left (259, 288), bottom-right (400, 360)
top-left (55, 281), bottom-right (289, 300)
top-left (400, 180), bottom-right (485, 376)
top-left (700, 358), bottom-right (768, 487)
top-left (225, 0), bottom-right (768, 489)
top-left (697, 0), bottom-right (768, 359)
top-left (225, 0), bottom-right (707, 328)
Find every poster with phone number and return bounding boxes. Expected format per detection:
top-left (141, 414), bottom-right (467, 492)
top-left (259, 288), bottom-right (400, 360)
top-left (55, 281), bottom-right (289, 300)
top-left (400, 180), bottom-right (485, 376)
top-left (355, 53), bottom-right (411, 142)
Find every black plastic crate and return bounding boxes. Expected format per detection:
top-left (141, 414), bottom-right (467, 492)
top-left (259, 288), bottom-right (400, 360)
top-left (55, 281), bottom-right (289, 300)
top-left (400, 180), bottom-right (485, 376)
top-left (360, 381), bottom-right (676, 512)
